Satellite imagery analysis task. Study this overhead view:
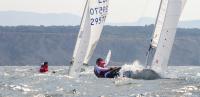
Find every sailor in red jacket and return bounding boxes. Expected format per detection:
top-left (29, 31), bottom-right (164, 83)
top-left (40, 62), bottom-right (48, 73)
top-left (94, 58), bottom-right (121, 78)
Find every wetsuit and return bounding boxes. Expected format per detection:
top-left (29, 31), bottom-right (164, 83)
top-left (94, 65), bottom-right (121, 78)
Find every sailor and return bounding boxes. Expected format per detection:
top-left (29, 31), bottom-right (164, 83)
top-left (94, 58), bottom-right (121, 78)
top-left (40, 62), bottom-right (48, 73)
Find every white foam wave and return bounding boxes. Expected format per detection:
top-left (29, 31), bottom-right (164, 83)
top-left (33, 71), bottom-right (73, 79)
top-left (119, 60), bottom-right (144, 77)
top-left (79, 68), bottom-right (93, 75)
top-left (172, 85), bottom-right (199, 94)
top-left (56, 86), bottom-right (64, 91)
top-left (53, 69), bottom-right (65, 72)
top-left (33, 94), bottom-right (45, 97)
top-left (15, 68), bottom-right (30, 72)
top-left (3, 72), bottom-right (9, 76)
top-left (10, 84), bottom-right (31, 92)
top-left (196, 73), bottom-right (200, 76)
top-left (114, 77), bottom-right (135, 86)
top-left (56, 75), bottom-right (73, 79)
top-left (9, 84), bottom-right (38, 93)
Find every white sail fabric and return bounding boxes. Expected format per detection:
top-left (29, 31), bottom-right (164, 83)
top-left (105, 50), bottom-right (111, 66)
top-left (145, 0), bottom-right (169, 67)
top-left (69, 0), bottom-right (109, 77)
top-left (69, 0), bottom-right (91, 77)
top-left (72, 0), bottom-right (89, 60)
top-left (83, 0), bottom-right (109, 64)
top-left (151, 0), bottom-right (187, 74)
top-left (151, 0), bottom-right (168, 48)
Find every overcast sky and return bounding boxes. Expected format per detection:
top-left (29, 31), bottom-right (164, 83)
top-left (0, 0), bottom-right (199, 23)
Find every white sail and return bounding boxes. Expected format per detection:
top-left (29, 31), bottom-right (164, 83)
top-left (151, 0), bottom-right (187, 73)
top-left (83, 0), bottom-right (109, 64)
top-left (69, 0), bottom-right (91, 77)
top-left (105, 50), bottom-right (111, 66)
top-left (72, 0), bottom-right (89, 60)
top-left (151, 0), bottom-right (168, 48)
top-left (69, 0), bottom-right (109, 77)
top-left (145, 0), bottom-right (167, 67)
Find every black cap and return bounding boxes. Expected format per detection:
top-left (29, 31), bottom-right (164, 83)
top-left (44, 62), bottom-right (48, 65)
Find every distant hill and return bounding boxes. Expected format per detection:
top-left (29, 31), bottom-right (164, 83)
top-left (0, 25), bottom-right (200, 66)
top-left (107, 17), bottom-right (155, 26)
top-left (0, 11), bottom-right (81, 26)
top-left (109, 17), bottom-right (200, 29)
top-left (0, 11), bottom-right (199, 28)
top-left (179, 20), bottom-right (200, 28)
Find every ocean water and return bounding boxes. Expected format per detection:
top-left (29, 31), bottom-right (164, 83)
top-left (0, 66), bottom-right (200, 97)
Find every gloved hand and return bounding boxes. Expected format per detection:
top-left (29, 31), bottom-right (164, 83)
top-left (109, 67), bottom-right (114, 71)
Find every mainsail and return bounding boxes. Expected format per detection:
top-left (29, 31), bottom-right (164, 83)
top-left (69, 0), bottom-right (109, 77)
top-left (146, 0), bottom-right (187, 74)
top-left (83, 0), bottom-right (109, 64)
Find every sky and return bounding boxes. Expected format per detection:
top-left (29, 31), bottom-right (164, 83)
top-left (0, 0), bottom-right (199, 23)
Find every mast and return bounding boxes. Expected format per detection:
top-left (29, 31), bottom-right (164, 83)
top-left (145, 0), bottom-right (163, 67)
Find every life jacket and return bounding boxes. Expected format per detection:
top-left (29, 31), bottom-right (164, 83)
top-left (40, 65), bottom-right (48, 73)
top-left (94, 68), bottom-right (107, 78)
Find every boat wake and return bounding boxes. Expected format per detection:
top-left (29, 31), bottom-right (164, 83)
top-left (120, 60), bottom-right (160, 80)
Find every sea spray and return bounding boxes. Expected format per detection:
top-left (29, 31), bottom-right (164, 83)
top-left (119, 60), bottom-right (160, 80)
top-left (119, 60), bottom-right (144, 77)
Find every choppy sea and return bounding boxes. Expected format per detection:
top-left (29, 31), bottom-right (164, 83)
top-left (0, 66), bottom-right (200, 97)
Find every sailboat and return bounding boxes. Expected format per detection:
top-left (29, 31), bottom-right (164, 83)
top-left (145, 0), bottom-right (187, 74)
top-left (69, 0), bottom-right (109, 77)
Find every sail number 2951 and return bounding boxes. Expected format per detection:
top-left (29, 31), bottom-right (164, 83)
top-left (90, 15), bottom-right (106, 25)
top-left (90, 5), bottom-right (108, 26)
top-left (98, 0), bottom-right (109, 3)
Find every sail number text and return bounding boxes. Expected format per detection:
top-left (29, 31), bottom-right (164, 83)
top-left (98, 0), bottom-right (108, 3)
top-left (90, 15), bottom-right (106, 26)
top-left (90, 5), bottom-right (108, 26)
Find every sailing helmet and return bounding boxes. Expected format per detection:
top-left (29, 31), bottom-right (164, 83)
top-left (96, 58), bottom-right (105, 65)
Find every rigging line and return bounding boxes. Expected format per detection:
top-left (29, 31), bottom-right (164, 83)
top-left (137, 0), bottom-right (153, 46)
top-left (130, 0), bottom-right (151, 66)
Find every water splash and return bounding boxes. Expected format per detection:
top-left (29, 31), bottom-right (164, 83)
top-left (119, 60), bottom-right (160, 80)
top-left (119, 60), bottom-right (144, 77)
